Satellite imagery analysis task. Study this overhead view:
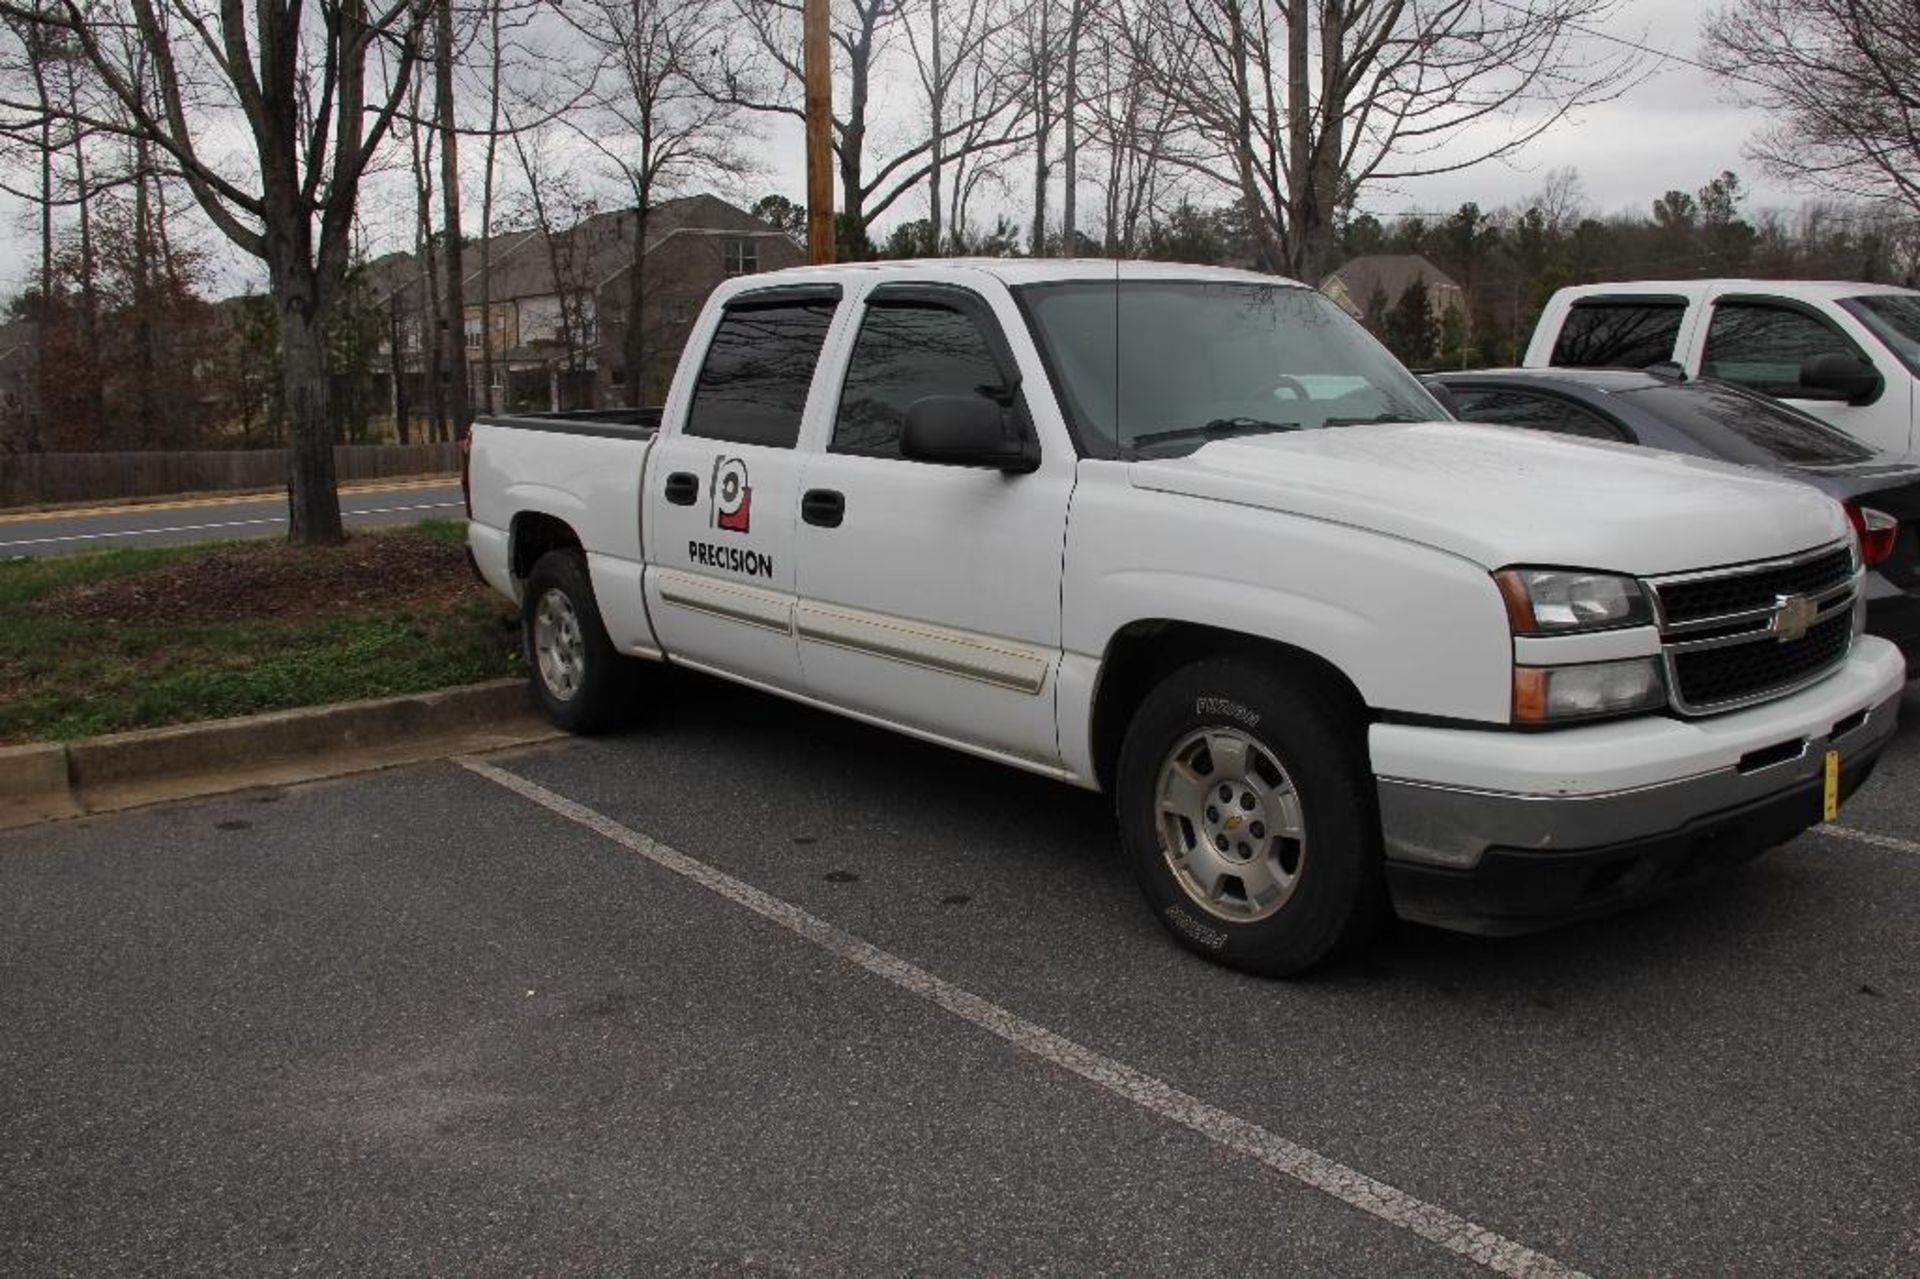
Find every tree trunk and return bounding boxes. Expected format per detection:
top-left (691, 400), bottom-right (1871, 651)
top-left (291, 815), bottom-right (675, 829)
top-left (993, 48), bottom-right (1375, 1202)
top-left (623, 200), bottom-right (651, 407)
top-left (275, 271), bottom-right (345, 545)
top-left (927, 0), bottom-right (943, 251)
top-left (436, 0), bottom-right (470, 439)
top-left (1061, 0), bottom-right (1081, 256)
top-left (841, 34), bottom-right (871, 252)
top-left (1284, 0), bottom-right (1310, 278)
top-left (1031, 0), bottom-right (1052, 255)
top-left (1303, 6), bottom-right (1343, 280)
top-left (131, 149), bottom-right (161, 448)
top-left (478, 0), bottom-right (504, 417)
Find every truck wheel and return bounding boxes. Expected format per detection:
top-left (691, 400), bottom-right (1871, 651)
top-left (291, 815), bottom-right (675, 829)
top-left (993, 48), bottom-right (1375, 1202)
top-left (1115, 658), bottom-right (1384, 976)
top-left (523, 549), bottom-right (632, 734)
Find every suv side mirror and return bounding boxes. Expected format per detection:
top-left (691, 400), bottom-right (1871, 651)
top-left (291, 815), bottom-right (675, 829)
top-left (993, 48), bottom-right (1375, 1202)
top-left (901, 396), bottom-right (1039, 473)
top-left (1799, 352), bottom-right (1881, 406)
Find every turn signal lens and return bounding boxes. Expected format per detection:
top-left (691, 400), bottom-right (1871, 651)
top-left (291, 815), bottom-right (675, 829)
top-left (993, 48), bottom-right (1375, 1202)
top-left (1494, 569), bottom-right (1653, 633)
top-left (1844, 502), bottom-right (1898, 567)
top-left (1513, 658), bottom-right (1666, 723)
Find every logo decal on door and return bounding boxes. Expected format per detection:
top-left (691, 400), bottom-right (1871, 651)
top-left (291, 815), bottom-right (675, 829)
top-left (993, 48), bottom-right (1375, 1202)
top-left (712, 456), bottom-right (752, 533)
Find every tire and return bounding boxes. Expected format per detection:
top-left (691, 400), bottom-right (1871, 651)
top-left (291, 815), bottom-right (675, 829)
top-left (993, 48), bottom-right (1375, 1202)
top-left (522, 549), bottom-right (635, 734)
top-left (1115, 657), bottom-right (1385, 977)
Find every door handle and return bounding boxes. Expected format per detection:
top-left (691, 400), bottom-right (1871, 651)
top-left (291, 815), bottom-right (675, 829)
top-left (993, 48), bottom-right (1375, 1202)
top-left (664, 471), bottom-right (699, 505)
top-left (801, 488), bottom-right (845, 528)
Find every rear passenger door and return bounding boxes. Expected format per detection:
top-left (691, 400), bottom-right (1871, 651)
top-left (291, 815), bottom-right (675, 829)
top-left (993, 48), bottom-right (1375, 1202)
top-left (792, 280), bottom-right (1075, 766)
top-left (643, 285), bottom-right (841, 692)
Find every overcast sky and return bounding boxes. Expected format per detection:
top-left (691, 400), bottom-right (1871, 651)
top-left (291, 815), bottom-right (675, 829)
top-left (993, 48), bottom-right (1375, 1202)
top-left (0, 0), bottom-right (1793, 301)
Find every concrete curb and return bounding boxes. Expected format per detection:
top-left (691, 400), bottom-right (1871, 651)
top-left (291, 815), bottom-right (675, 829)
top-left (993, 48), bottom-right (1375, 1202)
top-left (0, 680), bottom-right (563, 830)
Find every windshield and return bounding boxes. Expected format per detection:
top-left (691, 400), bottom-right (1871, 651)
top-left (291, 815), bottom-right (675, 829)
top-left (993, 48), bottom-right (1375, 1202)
top-left (1617, 380), bottom-right (1876, 467)
top-left (1841, 294), bottom-right (1920, 377)
top-left (1016, 279), bottom-right (1448, 457)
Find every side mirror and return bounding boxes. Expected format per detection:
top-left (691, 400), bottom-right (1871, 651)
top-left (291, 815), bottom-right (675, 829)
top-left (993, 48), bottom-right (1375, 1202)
top-left (901, 396), bottom-right (1039, 473)
top-left (1418, 376), bottom-right (1460, 418)
top-left (1799, 352), bottom-right (1881, 406)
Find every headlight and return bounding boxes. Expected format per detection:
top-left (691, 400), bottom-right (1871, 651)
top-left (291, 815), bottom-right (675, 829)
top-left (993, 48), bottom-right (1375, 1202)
top-left (1495, 568), bottom-right (1653, 633)
top-left (1513, 658), bottom-right (1667, 723)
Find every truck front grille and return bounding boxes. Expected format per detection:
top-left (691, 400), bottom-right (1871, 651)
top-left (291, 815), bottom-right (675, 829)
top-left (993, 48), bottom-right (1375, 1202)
top-left (1654, 544), bottom-right (1857, 715)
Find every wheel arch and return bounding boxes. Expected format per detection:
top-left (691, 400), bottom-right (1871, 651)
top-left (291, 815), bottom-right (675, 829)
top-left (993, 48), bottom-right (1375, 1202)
top-left (1086, 620), bottom-right (1370, 794)
top-left (509, 510), bottom-right (585, 582)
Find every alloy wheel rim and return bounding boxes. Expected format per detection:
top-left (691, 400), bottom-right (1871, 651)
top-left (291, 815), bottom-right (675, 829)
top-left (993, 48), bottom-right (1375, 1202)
top-left (1154, 727), bottom-right (1306, 922)
top-left (533, 588), bottom-right (586, 701)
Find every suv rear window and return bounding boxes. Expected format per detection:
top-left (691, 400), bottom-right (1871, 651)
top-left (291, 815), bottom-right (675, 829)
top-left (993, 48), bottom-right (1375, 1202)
top-left (1550, 300), bottom-right (1686, 369)
top-left (685, 296), bottom-right (838, 447)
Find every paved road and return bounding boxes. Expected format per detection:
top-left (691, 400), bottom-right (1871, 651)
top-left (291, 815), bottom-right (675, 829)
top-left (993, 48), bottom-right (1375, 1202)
top-left (4, 674), bottom-right (1918, 1273)
top-left (0, 480), bottom-right (465, 557)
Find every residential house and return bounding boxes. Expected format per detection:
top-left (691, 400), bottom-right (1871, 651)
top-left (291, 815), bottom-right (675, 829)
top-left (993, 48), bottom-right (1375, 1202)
top-left (370, 194), bottom-right (804, 424)
top-left (1319, 253), bottom-right (1466, 329)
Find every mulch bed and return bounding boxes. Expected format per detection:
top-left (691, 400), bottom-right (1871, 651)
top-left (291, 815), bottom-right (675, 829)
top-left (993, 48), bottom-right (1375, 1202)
top-left (37, 531), bottom-right (497, 626)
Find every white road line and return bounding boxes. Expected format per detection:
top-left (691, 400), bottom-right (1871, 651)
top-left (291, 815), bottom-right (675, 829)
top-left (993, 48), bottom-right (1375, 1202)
top-left (461, 757), bottom-right (1585, 1279)
top-left (1818, 824), bottom-right (1920, 856)
top-left (0, 500), bottom-right (461, 550)
top-left (0, 514), bottom-right (288, 548)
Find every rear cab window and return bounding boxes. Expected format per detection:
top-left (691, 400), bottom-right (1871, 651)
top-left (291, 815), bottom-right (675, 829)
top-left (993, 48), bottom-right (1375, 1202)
top-left (1549, 298), bottom-right (1687, 369)
top-left (685, 292), bottom-right (840, 448)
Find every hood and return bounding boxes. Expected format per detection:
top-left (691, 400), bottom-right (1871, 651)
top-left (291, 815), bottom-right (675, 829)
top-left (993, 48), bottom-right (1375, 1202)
top-left (1128, 421), bottom-right (1851, 575)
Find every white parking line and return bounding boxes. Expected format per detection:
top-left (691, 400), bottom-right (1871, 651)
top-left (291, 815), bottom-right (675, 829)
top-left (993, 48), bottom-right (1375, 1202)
top-left (1818, 824), bottom-right (1920, 856)
top-left (0, 501), bottom-right (461, 550)
top-left (462, 757), bottom-right (1585, 1279)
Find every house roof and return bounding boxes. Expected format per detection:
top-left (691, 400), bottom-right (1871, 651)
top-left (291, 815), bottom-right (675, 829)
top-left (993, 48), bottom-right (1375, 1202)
top-left (355, 194), bottom-right (797, 308)
top-left (1320, 254), bottom-right (1463, 320)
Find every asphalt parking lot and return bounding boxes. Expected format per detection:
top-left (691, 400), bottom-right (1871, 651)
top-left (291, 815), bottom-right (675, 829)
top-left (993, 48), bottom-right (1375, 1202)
top-left (4, 674), bottom-right (1918, 1275)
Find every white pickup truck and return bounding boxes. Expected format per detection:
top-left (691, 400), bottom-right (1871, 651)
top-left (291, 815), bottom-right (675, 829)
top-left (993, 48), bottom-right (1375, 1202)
top-left (1524, 279), bottom-right (1920, 461)
top-left (467, 260), bottom-right (1905, 975)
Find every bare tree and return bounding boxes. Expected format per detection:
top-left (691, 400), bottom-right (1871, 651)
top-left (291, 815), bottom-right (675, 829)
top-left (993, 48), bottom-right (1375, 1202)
top-left (435, 0), bottom-right (469, 438)
top-left (724, 0), bottom-right (1027, 253)
top-left (0, 0), bottom-right (429, 543)
top-left (1078, 0), bottom-right (1174, 255)
top-left (1129, 0), bottom-right (1638, 280)
top-left (506, 119), bottom-right (600, 407)
top-left (901, 0), bottom-right (1020, 249)
top-left (407, 75), bottom-right (447, 439)
top-left (1704, 0), bottom-right (1920, 216)
top-left (559, 0), bottom-right (744, 404)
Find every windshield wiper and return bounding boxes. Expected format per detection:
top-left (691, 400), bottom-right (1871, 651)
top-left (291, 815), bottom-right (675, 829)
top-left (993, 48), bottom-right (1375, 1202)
top-left (1321, 413), bottom-right (1421, 428)
top-left (1129, 417), bottom-right (1305, 449)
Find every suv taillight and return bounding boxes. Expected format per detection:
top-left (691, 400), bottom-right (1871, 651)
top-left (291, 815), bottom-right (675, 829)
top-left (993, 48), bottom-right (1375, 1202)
top-left (1845, 501), bottom-right (1898, 566)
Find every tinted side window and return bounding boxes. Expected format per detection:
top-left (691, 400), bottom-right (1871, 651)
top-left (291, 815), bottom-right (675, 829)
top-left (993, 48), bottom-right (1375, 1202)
top-left (1703, 303), bottom-right (1858, 398)
top-left (1618, 382), bottom-right (1876, 466)
top-left (685, 298), bottom-right (837, 447)
top-left (834, 303), bottom-right (1009, 456)
top-left (1550, 302), bottom-right (1685, 368)
top-left (1451, 388), bottom-right (1626, 441)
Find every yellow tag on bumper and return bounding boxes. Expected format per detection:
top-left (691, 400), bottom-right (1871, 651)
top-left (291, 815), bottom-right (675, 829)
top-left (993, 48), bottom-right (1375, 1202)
top-left (1823, 750), bottom-right (1842, 822)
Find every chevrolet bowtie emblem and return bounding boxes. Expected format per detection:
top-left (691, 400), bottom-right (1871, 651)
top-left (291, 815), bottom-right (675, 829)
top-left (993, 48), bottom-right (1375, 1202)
top-left (1770, 594), bottom-right (1818, 643)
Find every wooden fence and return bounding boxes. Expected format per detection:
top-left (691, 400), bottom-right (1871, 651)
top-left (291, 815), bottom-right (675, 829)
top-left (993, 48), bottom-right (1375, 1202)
top-left (0, 442), bottom-right (463, 508)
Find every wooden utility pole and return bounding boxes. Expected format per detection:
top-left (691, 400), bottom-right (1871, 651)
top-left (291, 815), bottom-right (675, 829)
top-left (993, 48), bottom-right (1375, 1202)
top-left (804, 0), bottom-right (835, 264)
